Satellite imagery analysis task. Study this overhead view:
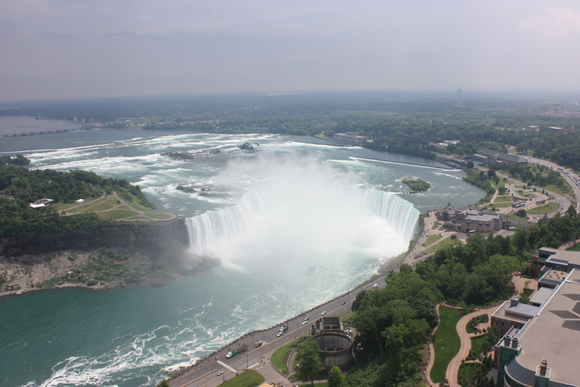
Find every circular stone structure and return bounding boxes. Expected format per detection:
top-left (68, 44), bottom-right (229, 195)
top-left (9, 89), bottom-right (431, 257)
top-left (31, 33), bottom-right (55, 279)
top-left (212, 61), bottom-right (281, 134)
top-left (314, 332), bottom-right (353, 369)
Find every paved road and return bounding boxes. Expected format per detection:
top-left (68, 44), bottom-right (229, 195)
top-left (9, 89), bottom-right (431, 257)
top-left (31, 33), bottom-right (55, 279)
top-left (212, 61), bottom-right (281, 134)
top-left (522, 155), bottom-right (580, 206)
top-left (168, 278), bottom-right (385, 387)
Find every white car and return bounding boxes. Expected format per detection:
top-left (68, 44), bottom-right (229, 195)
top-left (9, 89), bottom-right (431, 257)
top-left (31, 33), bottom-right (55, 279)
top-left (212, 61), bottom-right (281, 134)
top-left (217, 370), bottom-right (224, 376)
top-left (321, 311), bottom-right (326, 315)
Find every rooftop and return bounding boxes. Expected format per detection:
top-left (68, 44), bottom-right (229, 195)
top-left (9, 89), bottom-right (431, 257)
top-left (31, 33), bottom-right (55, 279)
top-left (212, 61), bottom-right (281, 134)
top-left (539, 247), bottom-right (580, 269)
top-left (529, 287), bottom-right (554, 306)
top-left (516, 269), bottom-right (580, 386)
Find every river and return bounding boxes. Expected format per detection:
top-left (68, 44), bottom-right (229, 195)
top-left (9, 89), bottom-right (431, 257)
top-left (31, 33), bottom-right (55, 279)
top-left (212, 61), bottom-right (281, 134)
top-left (0, 122), bottom-right (483, 387)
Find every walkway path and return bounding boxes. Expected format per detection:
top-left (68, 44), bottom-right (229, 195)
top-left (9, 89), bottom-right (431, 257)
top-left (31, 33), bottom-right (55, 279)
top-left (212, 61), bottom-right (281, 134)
top-left (444, 304), bottom-right (500, 387)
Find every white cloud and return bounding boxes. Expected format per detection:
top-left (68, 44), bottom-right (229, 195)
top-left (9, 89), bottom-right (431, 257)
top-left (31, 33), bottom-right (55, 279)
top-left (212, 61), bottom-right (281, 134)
top-left (520, 6), bottom-right (580, 40)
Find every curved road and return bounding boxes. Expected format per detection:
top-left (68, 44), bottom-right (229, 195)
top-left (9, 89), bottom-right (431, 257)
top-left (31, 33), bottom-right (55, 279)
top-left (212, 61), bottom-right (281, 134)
top-left (169, 278), bottom-right (385, 387)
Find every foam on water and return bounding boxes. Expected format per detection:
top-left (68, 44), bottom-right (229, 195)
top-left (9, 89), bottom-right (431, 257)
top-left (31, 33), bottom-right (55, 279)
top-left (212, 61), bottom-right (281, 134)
top-left (186, 154), bottom-right (419, 271)
top-left (1, 131), bottom-right (485, 387)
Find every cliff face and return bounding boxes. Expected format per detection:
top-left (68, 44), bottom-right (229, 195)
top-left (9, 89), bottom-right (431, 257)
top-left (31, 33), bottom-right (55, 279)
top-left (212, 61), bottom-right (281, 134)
top-left (0, 218), bottom-right (190, 258)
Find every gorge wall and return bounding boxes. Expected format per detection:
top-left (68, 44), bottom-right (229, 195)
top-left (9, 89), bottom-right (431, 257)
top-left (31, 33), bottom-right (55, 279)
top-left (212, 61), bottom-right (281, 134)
top-left (0, 218), bottom-right (190, 258)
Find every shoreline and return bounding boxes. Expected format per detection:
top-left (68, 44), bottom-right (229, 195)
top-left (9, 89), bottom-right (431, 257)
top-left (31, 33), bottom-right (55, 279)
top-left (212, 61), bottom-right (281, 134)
top-left (0, 248), bottom-right (219, 298)
top-left (167, 215), bottom-right (435, 385)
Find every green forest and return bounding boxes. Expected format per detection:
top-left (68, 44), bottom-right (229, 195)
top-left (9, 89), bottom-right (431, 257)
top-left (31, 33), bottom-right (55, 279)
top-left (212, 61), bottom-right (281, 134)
top-left (344, 206), bottom-right (580, 386)
top-left (0, 158), bottom-right (153, 237)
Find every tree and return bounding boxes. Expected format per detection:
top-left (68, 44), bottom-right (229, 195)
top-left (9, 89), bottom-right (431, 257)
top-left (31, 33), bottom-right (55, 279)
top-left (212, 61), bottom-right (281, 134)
top-left (515, 209), bottom-right (527, 218)
top-left (327, 366), bottom-right (343, 387)
top-left (158, 380), bottom-right (170, 387)
top-left (295, 337), bottom-right (322, 386)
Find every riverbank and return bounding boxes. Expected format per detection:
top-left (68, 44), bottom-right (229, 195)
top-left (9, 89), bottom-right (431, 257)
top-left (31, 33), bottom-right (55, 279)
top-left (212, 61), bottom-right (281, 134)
top-left (0, 247), bottom-right (219, 298)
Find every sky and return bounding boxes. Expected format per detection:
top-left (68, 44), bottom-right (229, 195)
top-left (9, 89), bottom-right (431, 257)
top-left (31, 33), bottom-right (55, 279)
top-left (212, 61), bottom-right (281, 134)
top-left (2, 0), bottom-right (580, 101)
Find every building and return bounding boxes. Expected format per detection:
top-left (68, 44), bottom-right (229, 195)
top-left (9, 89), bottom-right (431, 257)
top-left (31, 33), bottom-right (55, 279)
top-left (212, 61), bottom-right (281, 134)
top-left (491, 298), bottom-right (540, 337)
top-left (333, 132), bottom-right (367, 145)
top-left (459, 212), bottom-right (507, 233)
top-left (549, 126), bottom-right (567, 134)
top-left (496, 269), bottom-right (580, 386)
top-left (29, 198), bottom-right (54, 209)
top-left (531, 247), bottom-right (580, 278)
top-left (435, 202), bottom-right (461, 222)
top-left (311, 317), bottom-right (353, 370)
top-left (472, 149), bottom-right (528, 167)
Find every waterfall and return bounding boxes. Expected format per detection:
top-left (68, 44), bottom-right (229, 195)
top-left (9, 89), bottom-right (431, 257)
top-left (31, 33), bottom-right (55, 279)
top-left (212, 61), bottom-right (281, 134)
top-left (185, 186), bottom-right (419, 263)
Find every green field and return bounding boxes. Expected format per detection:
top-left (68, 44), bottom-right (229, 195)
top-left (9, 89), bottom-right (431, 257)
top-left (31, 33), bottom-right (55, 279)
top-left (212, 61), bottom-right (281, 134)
top-left (458, 363), bottom-right (481, 386)
top-left (516, 190), bottom-right (535, 198)
top-left (425, 234), bottom-right (442, 246)
top-left (271, 337), bottom-right (306, 375)
top-left (143, 211), bottom-right (173, 219)
top-left (219, 369), bottom-right (264, 387)
top-left (430, 306), bottom-right (462, 383)
top-left (425, 237), bottom-right (461, 255)
top-left (567, 243), bottom-right (580, 251)
top-left (470, 335), bottom-right (487, 358)
top-left (493, 195), bottom-right (512, 202)
top-left (527, 202), bottom-right (559, 215)
top-left (97, 210), bottom-right (140, 220)
top-left (543, 183), bottom-right (572, 196)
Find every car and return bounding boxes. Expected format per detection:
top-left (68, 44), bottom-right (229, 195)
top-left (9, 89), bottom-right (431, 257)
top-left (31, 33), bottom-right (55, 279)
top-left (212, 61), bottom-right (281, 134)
top-left (217, 370), bottom-right (224, 376)
top-left (341, 301), bottom-right (346, 305)
top-left (320, 311), bottom-right (326, 315)
top-left (277, 331), bottom-right (283, 337)
top-left (255, 340), bottom-right (265, 348)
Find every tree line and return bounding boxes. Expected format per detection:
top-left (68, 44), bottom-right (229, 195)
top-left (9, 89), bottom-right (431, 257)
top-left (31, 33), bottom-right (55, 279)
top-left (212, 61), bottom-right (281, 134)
top-left (338, 206), bottom-right (579, 386)
top-left (0, 159), bottom-right (153, 238)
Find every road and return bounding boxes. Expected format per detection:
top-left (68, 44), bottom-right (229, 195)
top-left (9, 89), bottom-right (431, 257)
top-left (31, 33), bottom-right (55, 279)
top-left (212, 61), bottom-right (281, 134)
top-left (522, 155), bottom-right (580, 206)
top-left (168, 278), bottom-right (385, 387)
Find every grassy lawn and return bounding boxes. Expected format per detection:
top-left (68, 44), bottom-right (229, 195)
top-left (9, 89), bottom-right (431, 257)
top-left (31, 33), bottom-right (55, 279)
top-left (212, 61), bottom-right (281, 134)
top-left (425, 237), bottom-right (461, 255)
top-left (430, 305), bottom-right (462, 383)
top-left (567, 243), bottom-right (580, 251)
top-left (97, 210), bottom-right (139, 220)
top-left (493, 195), bottom-right (512, 202)
top-left (77, 195), bottom-right (119, 212)
top-left (425, 234), bottom-right (442, 245)
top-left (458, 363), bottom-right (480, 386)
top-left (124, 200), bottom-right (154, 211)
top-left (466, 314), bottom-right (488, 334)
top-left (470, 335), bottom-right (487, 358)
top-left (143, 211), bottom-right (173, 219)
top-left (219, 369), bottom-right (264, 387)
top-left (516, 190), bottom-right (535, 198)
top-left (527, 202), bottom-right (559, 215)
top-left (271, 337), bottom-right (306, 375)
top-left (543, 183), bottom-right (572, 196)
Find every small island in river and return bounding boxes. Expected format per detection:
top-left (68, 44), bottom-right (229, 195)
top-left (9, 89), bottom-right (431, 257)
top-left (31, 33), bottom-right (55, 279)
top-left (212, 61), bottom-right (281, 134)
top-left (402, 178), bottom-right (430, 193)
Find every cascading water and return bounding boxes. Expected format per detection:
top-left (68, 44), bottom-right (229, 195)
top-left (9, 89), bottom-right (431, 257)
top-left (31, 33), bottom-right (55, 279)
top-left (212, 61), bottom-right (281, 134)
top-left (185, 155), bottom-right (420, 270)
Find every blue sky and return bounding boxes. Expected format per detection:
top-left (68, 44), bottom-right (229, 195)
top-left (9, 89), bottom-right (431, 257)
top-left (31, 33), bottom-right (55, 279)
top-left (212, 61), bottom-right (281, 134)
top-left (2, 0), bottom-right (580, 100)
